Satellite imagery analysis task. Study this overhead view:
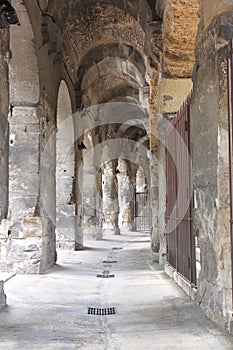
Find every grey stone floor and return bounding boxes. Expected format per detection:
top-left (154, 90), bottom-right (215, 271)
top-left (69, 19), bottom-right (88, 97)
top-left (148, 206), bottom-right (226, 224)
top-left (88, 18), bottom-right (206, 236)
top-left (1, 232), bottom-right (233, 349)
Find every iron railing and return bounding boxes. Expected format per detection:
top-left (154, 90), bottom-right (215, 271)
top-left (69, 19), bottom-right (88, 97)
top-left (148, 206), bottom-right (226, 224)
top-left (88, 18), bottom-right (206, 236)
top-left (135, 192), bottom-right (151, 232)
top-left (165, 95), bottom-right (196, 285)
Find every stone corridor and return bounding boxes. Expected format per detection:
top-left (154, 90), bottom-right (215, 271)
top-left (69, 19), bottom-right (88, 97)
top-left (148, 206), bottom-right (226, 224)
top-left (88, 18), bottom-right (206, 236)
top-left (0, 232), bottom-right (233, 350)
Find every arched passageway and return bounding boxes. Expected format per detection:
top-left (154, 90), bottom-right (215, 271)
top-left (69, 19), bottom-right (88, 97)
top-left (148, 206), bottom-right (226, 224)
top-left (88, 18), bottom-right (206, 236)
top-left (1, 0), bottom-right (233, 340)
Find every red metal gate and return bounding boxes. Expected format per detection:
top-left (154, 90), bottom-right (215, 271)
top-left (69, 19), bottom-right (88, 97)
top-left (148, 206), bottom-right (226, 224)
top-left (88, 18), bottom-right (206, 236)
top-left (227, 39), bottom-right (233, 305)
top-left (165, 96), bottom-right (196, 285)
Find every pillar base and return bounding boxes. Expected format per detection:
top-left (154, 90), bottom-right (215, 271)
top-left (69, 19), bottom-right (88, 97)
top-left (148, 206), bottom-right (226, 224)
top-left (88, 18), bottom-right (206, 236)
top-left (103, 227), bottom-right (121, 236)
top-left (0, 217), bottom-right (45, 274)
top-left (120, 223), bottom-right (134, 233)
top-left (75, 242), bottom-right (84, 250)
top-left (113, 227), bottom-right (121, 235)
top-left (82, 226), bottom-right (103, 240)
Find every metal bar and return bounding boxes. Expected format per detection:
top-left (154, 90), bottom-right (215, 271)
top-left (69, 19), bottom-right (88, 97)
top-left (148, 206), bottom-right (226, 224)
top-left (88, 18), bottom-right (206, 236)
top-left (227, 39), bottom-right (233, 308)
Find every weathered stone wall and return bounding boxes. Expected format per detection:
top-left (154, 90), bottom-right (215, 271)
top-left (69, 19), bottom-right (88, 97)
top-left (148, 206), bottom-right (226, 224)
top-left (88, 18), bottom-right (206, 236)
top-left (0, 29), bottom-right (9, 222)
top-left (191, 8), bottom-right (233, 330)
top-left (0, 28), bottom-right (9, 279)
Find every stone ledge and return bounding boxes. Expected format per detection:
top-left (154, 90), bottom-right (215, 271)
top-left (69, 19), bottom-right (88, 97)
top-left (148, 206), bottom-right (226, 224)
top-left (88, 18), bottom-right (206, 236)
top-left (165, 263), bottom-right (197, 301)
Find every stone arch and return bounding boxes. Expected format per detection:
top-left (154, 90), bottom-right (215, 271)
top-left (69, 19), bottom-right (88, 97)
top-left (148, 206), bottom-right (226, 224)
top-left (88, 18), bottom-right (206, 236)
top-left (9, 1), bottom-right (40, 104)
top-left (56, 80), bottom-right (76, 250)
top-left (75, 43), bottom-right (147, 108)
top-left (71, 0), bottom-right (153, 31)
top-left (117, 119), bottom-right (149, 139)
top-left (63, 4), bottom-right (145, 81)
top-left (81, 58), bottom-right (145, 91)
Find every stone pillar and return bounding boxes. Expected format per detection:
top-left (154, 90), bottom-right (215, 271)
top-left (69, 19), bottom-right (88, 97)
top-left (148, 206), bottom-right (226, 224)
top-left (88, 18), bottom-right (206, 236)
top-left (157, 120), bottom-right (168, 266)
top-left (117, 159), bottom-right (134, 232)
top-left (56, 82), bottom-right (75, 250)
top-left (129, 165), bottom-right (138, 232)
top-left (0, 0), bottom-right (44, 274)
top-left (82, 165), bottom-right (103, 240)
top-left (74, 144), bottom-right (84, 249)
top-left (136, 167), bottom-right (147, 192)
top-left (190, 15), bottom-right (233, 330)
top-left (102, 161), bottom-right (120, 235)
top-left (149, 149), bottom-right (160, 252)
top-left (6, 106), bottom-right (42, 273)
top-left (80, 130), bottom-right (103, 241)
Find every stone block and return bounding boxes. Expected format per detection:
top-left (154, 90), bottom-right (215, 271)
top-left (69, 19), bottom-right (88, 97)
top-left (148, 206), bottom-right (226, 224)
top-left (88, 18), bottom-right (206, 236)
top-left (56, 240), bottom-right (75, 250)
top-left (9, 197), bottom-right (37, 218)
top-left (9, 128), bottom-right (39, 147)
top-left (7, 259), bottom-right (40, 274)
top-left (10, 107), bottom-right (39, 125)
top-left (9, 172), bottom-right (39, 196)
top-left (9, 145), bottom-right (39, 172)
top-left (22, 217), bottom-right (43, 238)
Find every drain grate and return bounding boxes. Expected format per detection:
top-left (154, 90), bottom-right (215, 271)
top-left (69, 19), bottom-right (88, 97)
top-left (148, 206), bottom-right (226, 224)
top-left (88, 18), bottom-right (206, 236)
top-left (96, 273), bottom-right (115, 278)
top-left (112, 247), bottom-right (123, 250)
top-left (88, 307), bottom-right (116, 315)
top-left (103, 260), bottom-right (117, 264)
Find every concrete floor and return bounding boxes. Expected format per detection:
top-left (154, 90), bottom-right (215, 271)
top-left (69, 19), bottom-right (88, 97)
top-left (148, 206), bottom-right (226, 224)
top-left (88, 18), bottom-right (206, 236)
top-left (1, 232), bottom-right (233, 349)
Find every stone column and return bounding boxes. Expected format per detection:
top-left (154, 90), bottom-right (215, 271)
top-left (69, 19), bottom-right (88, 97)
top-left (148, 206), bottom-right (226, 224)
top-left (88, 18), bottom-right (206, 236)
top-left (149, 149), bottom-right (160, 252)
top-left (136, 167), bottom-right (147, 192)
top-left (117, 159), bottom-right (133, 232)
top-left (0, 0), bottom-right (44, 274)
top-left (80, 130), bottom-right (103, 241)
top-left (102, 161), bottom-right (120, 235)
top-left (56, 82), bottom-right (75, 250)
top-left (7, 106), bottom-right (42, 274)
top-left (82, 166), bottom-right (103, 240)
top-left (74, 142), bottom-right (84, 250)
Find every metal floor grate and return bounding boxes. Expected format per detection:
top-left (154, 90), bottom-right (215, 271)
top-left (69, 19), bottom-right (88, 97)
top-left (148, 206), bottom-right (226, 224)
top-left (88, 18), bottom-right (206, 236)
top-left (103, 260), bottom-right (117, 264)
top-left (88, 307), bottom-right (116, 315)
top-left (96, 273), bottom-right (115, 278)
